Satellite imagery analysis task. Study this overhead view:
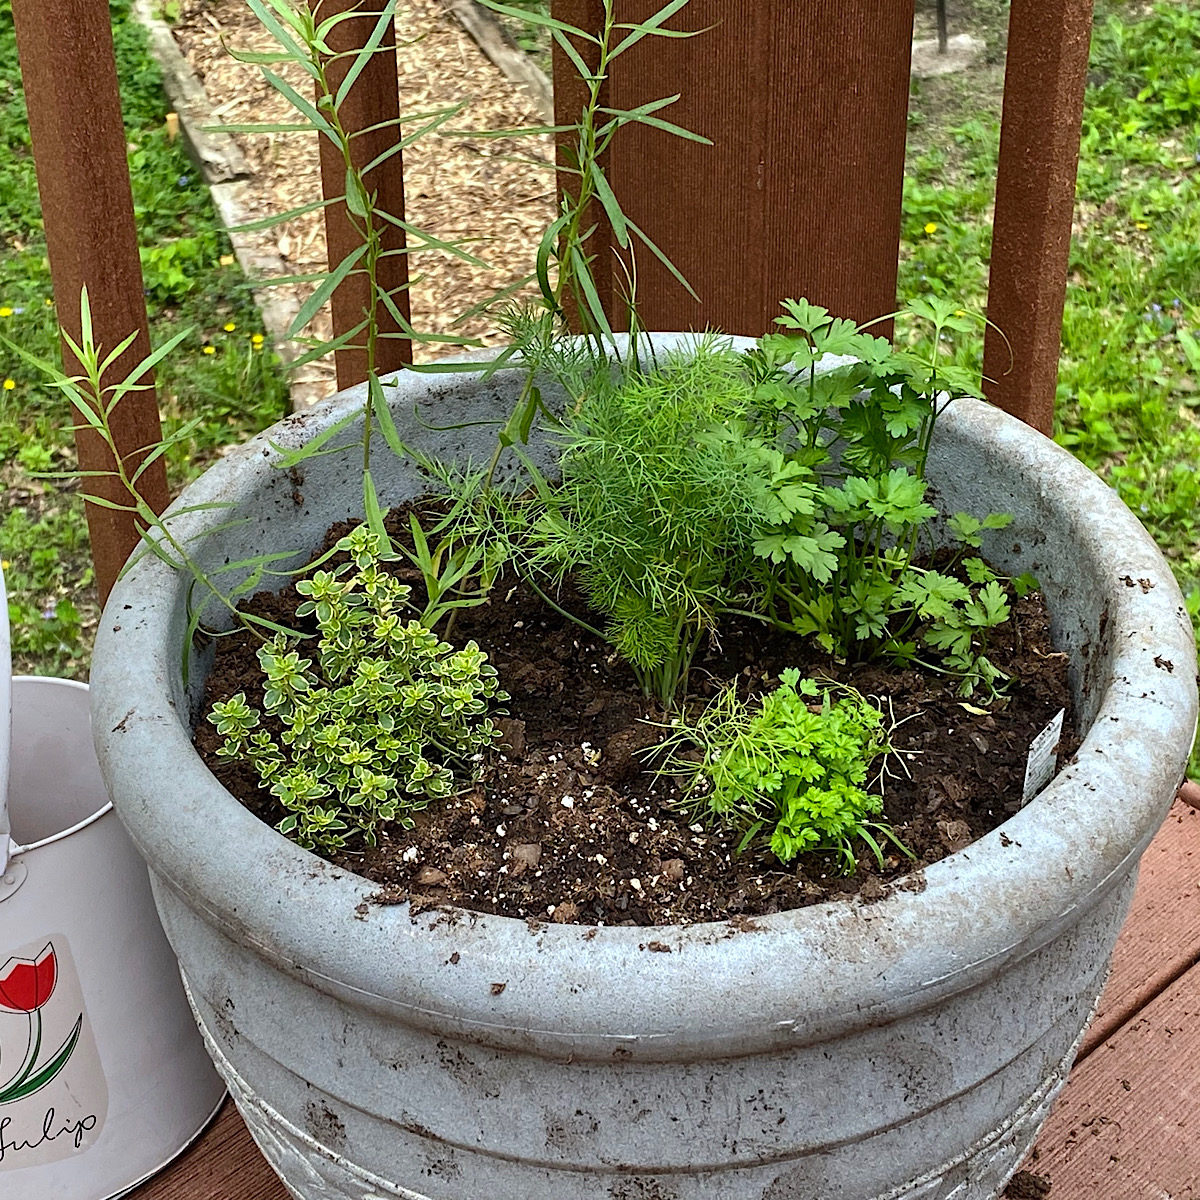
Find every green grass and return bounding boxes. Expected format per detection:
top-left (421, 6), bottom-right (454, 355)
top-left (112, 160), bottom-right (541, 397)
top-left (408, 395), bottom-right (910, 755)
top-left (899, 0), bottom-right (1200, 616)
top-left (0, 0), bottom-right (289, 677)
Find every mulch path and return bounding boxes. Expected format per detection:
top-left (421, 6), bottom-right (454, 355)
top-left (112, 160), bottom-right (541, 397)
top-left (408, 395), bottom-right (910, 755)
top-left (171, 0), bottom-right (555, 395)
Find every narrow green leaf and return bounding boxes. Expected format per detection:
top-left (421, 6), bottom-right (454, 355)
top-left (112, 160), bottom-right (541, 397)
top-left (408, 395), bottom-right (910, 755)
top-left (369, 375), bottom-right (406, 458)
top-left (444, 121), bottom-right (577, 140)
top-left (362, 469), bottom-right (390, 545)
top-left (219, 45), bottom-right (295, 67)
top-left (610, 0), bottom-right (698, 59)
top-left (473, 0), bottom-right (598, 41)
top-left (625, 215), bottom-right (699, 300)
top-left (376, 284), bottom-right (416, 338)
top-left (110, 325), bottom-right (193, 396)
top-left (598, 103), bottom-right (711, 144)
top-left (315, 4), bottom-right (393, 41)
top-left (450, 271), bottom-right (538, 327)
top-left (348, 106), bottom-right (468, 140)
top-left (130, 419), bottom-right (205, 485)
top-left (261, 67), bottom-right (337, 138)
top-left (363, 104), bottom-right (466, 174)
top-left (79, 287), bottom-right (94, 352)
top-left (260, 0), bottom-right (309, 35)
top-left (344, 166), bottom-right (367, 217)
top-left (96, 329), bottom-right (141, 378)
top-left (71, 492), bottom-right (140, 513)
top-left (372, 209), bottom-right (492, 267)
top-left (229, 197), bottom-right (339, 233)
top-left (550, 25), bottom-right (591, 82)
top-left (0, 333), bottom-right (62, 379)
top-left (335, 4), bottom-right (395, 108)
top-left (284, 318), bottom-right (369, 369)
top-left (242, 270), bottom-right (333, 288)
top-left (569, 244), bottom-right (614, 341)
top-left (270, 409), bottom-right (361, 468)
top-left (359, 138), bottom-right (406, 180)
top-left (287, 244), bottom-right (367, 338)
top-left (204, 120), bottom-right (311, 134)
top-left (242, 611), bottom-right (306, 639)
top-left (589, 162), bottom-right (629, 248)
top-left (245, 0), bottom-right (315, 72)
top-left (536, 211), bottom-right (571, 307)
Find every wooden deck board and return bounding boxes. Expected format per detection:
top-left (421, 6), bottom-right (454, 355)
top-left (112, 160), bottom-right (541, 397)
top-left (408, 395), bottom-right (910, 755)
top-left (130, 803), bottom-right (1200, 1199)
top-left (131, 1101), bottom-right (289, 1200)
top-left (1080, 800), bottom-right (1200, 1058)
top-left (1026, 960), bottom-right (1200, 1198)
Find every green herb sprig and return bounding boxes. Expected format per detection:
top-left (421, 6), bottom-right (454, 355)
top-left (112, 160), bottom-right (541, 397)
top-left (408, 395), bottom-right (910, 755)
top-left (209, 525), bottom-right (506, 853)
top-left (659, 670), bottom-right (908, 871)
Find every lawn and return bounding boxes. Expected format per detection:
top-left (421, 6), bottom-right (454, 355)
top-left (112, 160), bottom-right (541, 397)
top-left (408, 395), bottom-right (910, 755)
top-left (900, 0), bottom-right (1200, 636)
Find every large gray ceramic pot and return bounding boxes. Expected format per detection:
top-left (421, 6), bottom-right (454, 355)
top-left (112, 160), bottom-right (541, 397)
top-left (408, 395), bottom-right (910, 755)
top-left (91, 337), bottom-right (1197, 1200)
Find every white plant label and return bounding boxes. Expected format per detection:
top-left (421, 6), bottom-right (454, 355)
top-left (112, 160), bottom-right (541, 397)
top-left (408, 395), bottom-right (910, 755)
top-left (1022, 708), bottom-right (1065, 804)
top-left (0, 935), bottom-right (107, 1170)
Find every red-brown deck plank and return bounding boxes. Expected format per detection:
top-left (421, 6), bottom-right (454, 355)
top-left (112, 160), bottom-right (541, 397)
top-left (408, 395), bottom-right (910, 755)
top-left (132, 803), bottom-right (1200, 1199)
top-left (1081, 800), bottom-right (1200, 1057)
top-left (130, 1100), bottom-right (288, 1200)
top-left (1026, 960), bottom-right (1200, 1197)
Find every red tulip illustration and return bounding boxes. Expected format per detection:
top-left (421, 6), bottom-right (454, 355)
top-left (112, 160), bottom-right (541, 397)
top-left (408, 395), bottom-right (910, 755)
top-left (0, 943), bottom-right (82, 1105)
top-left (0, 943), bottom-right (57, 1012)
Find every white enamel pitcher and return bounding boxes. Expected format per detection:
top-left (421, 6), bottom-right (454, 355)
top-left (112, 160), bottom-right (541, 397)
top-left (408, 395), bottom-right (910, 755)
top-left (0, 565), bottom-right (224, 1198)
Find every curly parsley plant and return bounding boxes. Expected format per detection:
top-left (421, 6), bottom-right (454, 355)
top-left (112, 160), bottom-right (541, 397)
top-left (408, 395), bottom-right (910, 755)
top-left (208, 526), bottom-right (506, 853)
top-left (663, 670), bottom-right (905, 871)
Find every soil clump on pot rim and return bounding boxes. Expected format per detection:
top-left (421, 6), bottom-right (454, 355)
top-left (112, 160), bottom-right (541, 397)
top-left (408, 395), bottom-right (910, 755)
top-left (194, 506), bottom-right (1079, 928)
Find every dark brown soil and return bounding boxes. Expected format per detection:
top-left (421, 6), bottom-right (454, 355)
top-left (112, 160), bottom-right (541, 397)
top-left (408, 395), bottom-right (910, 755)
top-left (194, 509), bottom-right (1078, 927)
top-left (1004, 1170), bottom-right (1053, 1198)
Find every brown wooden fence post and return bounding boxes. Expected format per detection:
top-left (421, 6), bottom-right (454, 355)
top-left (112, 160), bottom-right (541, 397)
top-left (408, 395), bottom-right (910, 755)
top-left (313, 0), bottom-right (411, 387)
top-left (554, 0), bottom-right (915, 337)
top-left (12, 0), bottom-right (168, 605)
top-left (984, 0), bottom-right (1095, 434)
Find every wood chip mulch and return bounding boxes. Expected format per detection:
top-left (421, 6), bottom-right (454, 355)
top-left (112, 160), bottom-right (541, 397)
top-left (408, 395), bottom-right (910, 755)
top-left (170, 0), bottom-right (556, 396)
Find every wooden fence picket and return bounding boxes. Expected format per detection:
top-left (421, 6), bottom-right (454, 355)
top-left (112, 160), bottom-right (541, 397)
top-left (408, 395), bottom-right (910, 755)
top-left (12, 0), bottom-right (169, 603)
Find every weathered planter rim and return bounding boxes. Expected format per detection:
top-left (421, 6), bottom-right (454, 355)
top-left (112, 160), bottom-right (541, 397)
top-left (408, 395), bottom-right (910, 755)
top-left (90, 335), bottom-right (1198, 1063)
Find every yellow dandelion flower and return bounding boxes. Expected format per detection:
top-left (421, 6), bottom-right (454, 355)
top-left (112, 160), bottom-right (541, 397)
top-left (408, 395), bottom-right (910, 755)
top-left (223, 322), bottom-right (237, 332)
top-left (2, 378), bottom-right (14, 390)
top-left (251, 333), bottom-right (265, 345)
top-left (923, 222), bottom-right (938, 235)
top-left (0, 307), bottom-right (12, 318)
top-left (202, 345), bottom-right (216, 355)
top-left (44, 298), bottom-right (53, 307)
top-left (0, 560), bottom-right (9, 571)
top-left (1135, 221), bottom-right (1150, 230)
